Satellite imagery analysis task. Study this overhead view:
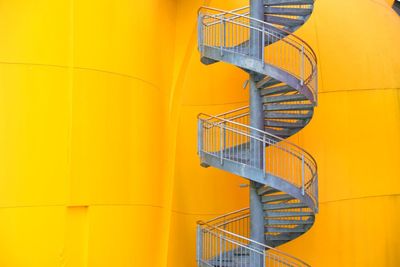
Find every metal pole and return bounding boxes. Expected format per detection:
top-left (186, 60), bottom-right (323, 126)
top-left (220, 15), bottom-right (225, 56)
top-left (197, 226), bottom-right (203, 264)
top-left (249, 2), bottom-right (265, 267)
top-left (198, 119), bottom-right (203, 155)
top-left (219, 235), bottom-right (223, 267)
top-left (263, 135), bottom-right (266, 174)
top-left (220, 123), bottom-right (225, 165)
top-left (302, 154), bottom-right (305, 196)
top-left (300, 45), bottom-right (305, 85)
top-left (198, 14), bottom-right (204, 54)
top-left (261, 25), bottom-right (265, 66)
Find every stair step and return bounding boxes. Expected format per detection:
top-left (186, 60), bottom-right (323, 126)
top-left (260, 85), bottom-right (296, 96)
top-left (265, 120), bottom-right (305, 129)
top-left (267, 219), bottom-right (314, 225)
top-left (264, 94), bottom-right (308, 104)
top-left (264, 112), bottom-right (312, 120)
top-left (257, 186), bottom-right (279, 195)
top-left (266, 211), bottom-right (314, 217)
top-left (264, 104), bottom-right (314, 111)
top-left (265, 235), bottom-right (292, 241)
top-left (256, 78), bottom-right (281, 89)
top-left (264, 0), bottom-right (314, 6)
top-left (265, 232), bottom-right (304, 243)
top-left (262, 194), bottom-right (294, 203)
top-left (265, 15), bottom-right (305, 27)
top-left (200, 56), bottom-right (218, 65)
top-left (265, 227), bottom-right (306, 233)
top-left (200, 162), bottom-right (210, 168)
top-left (264, 202), bottom-right (309, 210)
top-left (265, 7), bottom-right (313, 16)
top-left (263, 128), bottom-right (293, 137)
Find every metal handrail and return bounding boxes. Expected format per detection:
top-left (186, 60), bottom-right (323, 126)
top-left (198, 5), bottom-right (318, 103)
top-left (198, 110), bottom-right (318, 170)
top-left (198, 6), bottom-right (318, 64)
top-left (197, 208), bottom-right (312, 267)
top-left (196, 3), bottom-right (318, 267)
top-left (198, 111), bottom-right (318, 210)
top-left (213, 105), bottom-right (249, 118)
top-left (200, 14), bottom-right (317, 89)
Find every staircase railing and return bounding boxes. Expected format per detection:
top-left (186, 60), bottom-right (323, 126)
top-left (197, 208), bottom-right (311, 267)
top-left (198, 110), bottom-right (318, 211)
top-left (198, 6), bottom-right (318, 103)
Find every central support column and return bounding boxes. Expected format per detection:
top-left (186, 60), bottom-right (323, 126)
top-left (249, 0), bottom-right (266, 259)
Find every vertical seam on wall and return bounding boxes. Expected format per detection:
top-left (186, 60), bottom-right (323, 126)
top-left (67, 0), bottom-right (74, 205)
top-left (164, 1), bottom-right (212, 266)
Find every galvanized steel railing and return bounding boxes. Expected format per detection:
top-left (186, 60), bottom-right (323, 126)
top-left (196, 4), bottom-right (318, 267)
top-left (197, 208), bottom-right (311, 267)
top-left (198, 6), bottom-right (318, 104)
top-left (198, 109), bottom-right (318, 210)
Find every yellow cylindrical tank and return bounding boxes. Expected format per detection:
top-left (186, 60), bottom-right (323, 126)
top-left (0, 0), bottom-right (399, 266)
top-left (0, 1), bottom-right (175, 266)
top-left (168, 0), bottom-right (400, 266)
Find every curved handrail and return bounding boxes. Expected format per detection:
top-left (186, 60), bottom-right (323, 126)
top-left (197, 208), bottom-right (312, 267)
top-left (198, 111), bottom-right (318, 210)
top-left (198, 5), bottom-right (318, 103)
top-left (198, 6), bottom-right (318, 64)
top-left (196, 3), bottom-right (318, 267)
top-left (201, 15), bottom-right (317, 88)
top-left (198, 110), bottom-right (318, 170)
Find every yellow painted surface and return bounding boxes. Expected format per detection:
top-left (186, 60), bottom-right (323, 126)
top-left (167, 0), bottom-right (400, 267)
top-left (0, 0), bottom-right (175, 266)
top-left (0, 0), bottom-right (398, 266)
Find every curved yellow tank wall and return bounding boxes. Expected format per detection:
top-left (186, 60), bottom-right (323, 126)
top-left (0, 0), bottom-right (399, 266)
top-left (0, 1), bottom-right (176, 266)
top-left (167, 0), bottom-right (400, 266)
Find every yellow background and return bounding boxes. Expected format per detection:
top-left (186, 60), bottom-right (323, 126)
top-left (0, 0), bottom-right (398, 266)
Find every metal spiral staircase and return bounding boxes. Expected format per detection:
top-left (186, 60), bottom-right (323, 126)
top-left (196, 1), bottom-right (318, 266)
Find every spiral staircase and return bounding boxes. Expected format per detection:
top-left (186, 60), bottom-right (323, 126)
top-left (196, 1), bottom-right (318, 267)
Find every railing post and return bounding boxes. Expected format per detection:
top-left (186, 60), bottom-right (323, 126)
top-left (220, 123), bottom-right (225, 165)
top-left (300, 45), bottom-right (305, 85)
top-left (196, 225), bottom-right (203, 264)
top-left (219, 235), bottom-right (223, 267)
top-left (198, 119), bottom-right (203, 156)
top-left (198, 14), bottom-right (203, 54)
top-left (263, 251), bottom-right (266, 267)
top-left (263, 135), bottom-right (266, 175)
top-left (301, 154), bottom-right (305, 196)
top-left (261, 25), bottom-right (265, 66)
top-left (220, 16), bottom-right (225, 56)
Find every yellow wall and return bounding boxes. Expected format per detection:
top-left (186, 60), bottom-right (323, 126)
top-left (167, 0), bottom-right (400, 266)
top-left (0, 0), bottom-right (176, 266)
top-left (0, 0), bottom-right (399, 266)
top-left (279, 0), bottom-right (400, 265)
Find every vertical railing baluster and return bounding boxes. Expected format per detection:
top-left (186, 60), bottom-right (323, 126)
top-left (197, 226), bottom-right (203, 264)
top-left (198, 119), bottom-right (203, 156)
top-left (220, 16), bottom-right (225, 56)
top-left (219, 235), bottom-right (223, 267)
top-left (263, 135), bottom-right (266, 175)
top-left (262, 25), bottom-right (265, 66)
top-left (220, 122), bottom-right (225, 165)
top-left (302, 154), bottom-right (305, 196)
top-left (300, 45), bottom-right (305, 85)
